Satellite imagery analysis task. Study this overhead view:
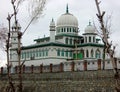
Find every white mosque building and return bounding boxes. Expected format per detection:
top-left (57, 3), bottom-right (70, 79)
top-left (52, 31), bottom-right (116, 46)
top-left (9, 5), bottom-right (120, 71)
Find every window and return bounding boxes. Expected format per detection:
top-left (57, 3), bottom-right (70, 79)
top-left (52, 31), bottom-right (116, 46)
top-left (57, 49), bottom-right (60, 56)
top-left (36, 50), bottom-right (38, 57)
top-left (67, 28), bottom-right (69, 32)
top-left (61, 49), bottom-right (64, 56)
top-left (64, 28), bottom-right (66, 32)
top-left (86, 50), bottom-right (89, 58)
top-left (70, 39), bottom-right (72, 45)
top-left (95, 49), bottom-right (101, 58)
top-left (46, 49), bottom-right (48, 56)
top-left (69, 51), bottom-right (72, 57)
top-left (93, 36), bottom-right (95, 42)
top-left (91, 49), bottom-right (94, 58)
top-left (65, 38), bottom-right (68, 44)
top-left (65, 50), bottom-right (68, 57)
top-left (39, 50), bottom-right (41, 57)
top-left (70, 28), bottom-right (71, 32)
top-left (85, 37), bottom-right (87, 43)
top-left (62, 28), bottom-right (63, 32)
top-left (89, 36), bottom-right (91, 42)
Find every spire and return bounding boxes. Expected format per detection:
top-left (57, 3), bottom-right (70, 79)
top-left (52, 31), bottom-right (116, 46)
top-left (66, 4), bottom-right (69, 13)
top-left (52, 18), bottom-right (54, 22)
top-left (89, 20), bottom-right (91, 26)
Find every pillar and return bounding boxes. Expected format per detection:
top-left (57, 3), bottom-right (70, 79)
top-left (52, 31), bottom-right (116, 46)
top-left (23, 65), bottom-right (25, 73)
top-left (84, 60), bottom-right (87, 71)
top-left (98, 59), bottom-right (101, 70)
top-left (40, 64), bottom-right (43, 73)
top-left (15, 66), bottom-right (18, 73)
top-left (60, 63), bottom-right (63, 72)
top-left (71, 61), bottom-right (75, 71)
top-left (31, 65), bottom-right (34, 73)
top-left (50, 63), bottom-right (53, 73)
top-left (1, 67), bottom-right (3, 74)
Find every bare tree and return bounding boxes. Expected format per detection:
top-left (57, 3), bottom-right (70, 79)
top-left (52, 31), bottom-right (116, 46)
top-left (3, 0), bottom-right (46, 92)
top-left (95, 0), bottom-right (120, 91)
top-left (0, 25), bottom-right (8, 49)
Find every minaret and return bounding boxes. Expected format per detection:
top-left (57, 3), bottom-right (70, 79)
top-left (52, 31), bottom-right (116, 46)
top-left (49, 18), bottom-right (55, 42)
top-left (10, 22), bottom-right (21, 67)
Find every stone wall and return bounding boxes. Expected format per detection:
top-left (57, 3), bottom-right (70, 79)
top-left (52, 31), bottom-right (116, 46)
top-left (0, 70), bottom-right (118, 92)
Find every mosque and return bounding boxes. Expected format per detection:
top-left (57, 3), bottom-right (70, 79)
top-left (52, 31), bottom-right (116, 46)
top-left (9, 5), bottom-right (120, 71)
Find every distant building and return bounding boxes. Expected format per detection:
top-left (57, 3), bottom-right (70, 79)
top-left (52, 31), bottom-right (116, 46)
top-left (9, 5), bottom-right (120, 71)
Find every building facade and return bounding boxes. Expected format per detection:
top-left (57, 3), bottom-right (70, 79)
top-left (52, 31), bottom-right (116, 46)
top-left (9, 5), bottom-right (120, 71)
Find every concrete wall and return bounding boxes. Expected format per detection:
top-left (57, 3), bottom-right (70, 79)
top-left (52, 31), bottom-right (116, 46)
top-left (0, 70), bottom-right (118, 92)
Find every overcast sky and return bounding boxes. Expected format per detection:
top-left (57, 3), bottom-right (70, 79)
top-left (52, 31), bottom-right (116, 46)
top-left (0, 0), bottom-right (120, 66)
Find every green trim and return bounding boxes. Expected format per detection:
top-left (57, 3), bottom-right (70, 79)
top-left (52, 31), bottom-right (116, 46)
top-left (34, 34), bottom-right (83, 43)
top-left (78, 43), bottom-right (104, 47)
top-left (34, 37), bottom-right (49, 42)
top-left (83, 33), bottom-right (97, 35)
top-left (56, 34), bottom-right (83, 38)
top-left (21, 57), bottom-right (69, 61)
top-left (22, 42), bottom-right (74, 50)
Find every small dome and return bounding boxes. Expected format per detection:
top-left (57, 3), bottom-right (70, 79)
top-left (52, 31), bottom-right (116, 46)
top-left (85, 22), bottom-right (95, 33)
top-left (56, 13), bottom-right (78, 27)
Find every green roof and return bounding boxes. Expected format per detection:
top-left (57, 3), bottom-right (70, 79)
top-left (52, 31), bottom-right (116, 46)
top-left (78, 43), bottom-right (104, 47)
top-left (22, 42), bottom-right (74, 50)
top-left (21, 42), bottom-right (104, 50)
top-left (34, 34), bottom-right (83, 42)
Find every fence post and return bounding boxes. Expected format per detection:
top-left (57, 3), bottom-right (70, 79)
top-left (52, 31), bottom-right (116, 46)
top-left (98, 59), bottom-right (101, 70)
top-left (71, 61), bottom-right (75, 71)
top-left (31, 65), bottom-right (34, 73)
top-left (1, 67), bottom-right (3, 75)
top-left (40, 64), bottom-right (43, 73)
top-left (15, 66), bottom-right (18, 73)
top-left (23, 65), bottom-right (25, 73)
top-left (84, 60), bottom-right (87, 71)
top-left (50, 63), bottom-right (53, 73)
top-left (60, 63), bottom-right (63, 72)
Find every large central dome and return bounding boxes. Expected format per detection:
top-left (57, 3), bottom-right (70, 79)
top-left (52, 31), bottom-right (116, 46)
top-left (56, 13), bottom-right (78, 27)
top-left (56, 5), bottom-right (78, 35)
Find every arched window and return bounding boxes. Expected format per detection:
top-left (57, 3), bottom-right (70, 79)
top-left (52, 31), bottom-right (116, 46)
top-left (91, 49), bottom-right (94, 58)
top-left (89, 36), bottom-right (91, 42)
top-left (64, 28), bottom-right (66, 32)
top-left (65, 38), bottom-right (68, 44)
top-left (42, 50), bottom-right (44, 56)
top-left (65, 50), bottom-right (68, 57)
top-left (95, 49), bottom-right (101, 58)
top-left (67, 28), bottom-right (69, 32)
top-left (61, 49), bottom-right (64, 56)
top-left (70, 39), bottom-right (72, 45)
top-left (69, 51), bottom-right (72, 57)
top-left (93, 36), bottom-right (95, 42)
top-left (85, 37), bottom-right (87, 43)
top-left (39, 50), bottom-right (41, 57)
top-left (36, 50), bottom-right (38, 57)
top-left (57, 49), bottom-right (60, 56)
top-left (61, 28), bottom-right (63, 32)
top-left (86, 50), bottom-right (89, 58)
top-left (46, 49), bottom-right (48, 56)
top-left (70, 28), bottom-right (71, 32)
